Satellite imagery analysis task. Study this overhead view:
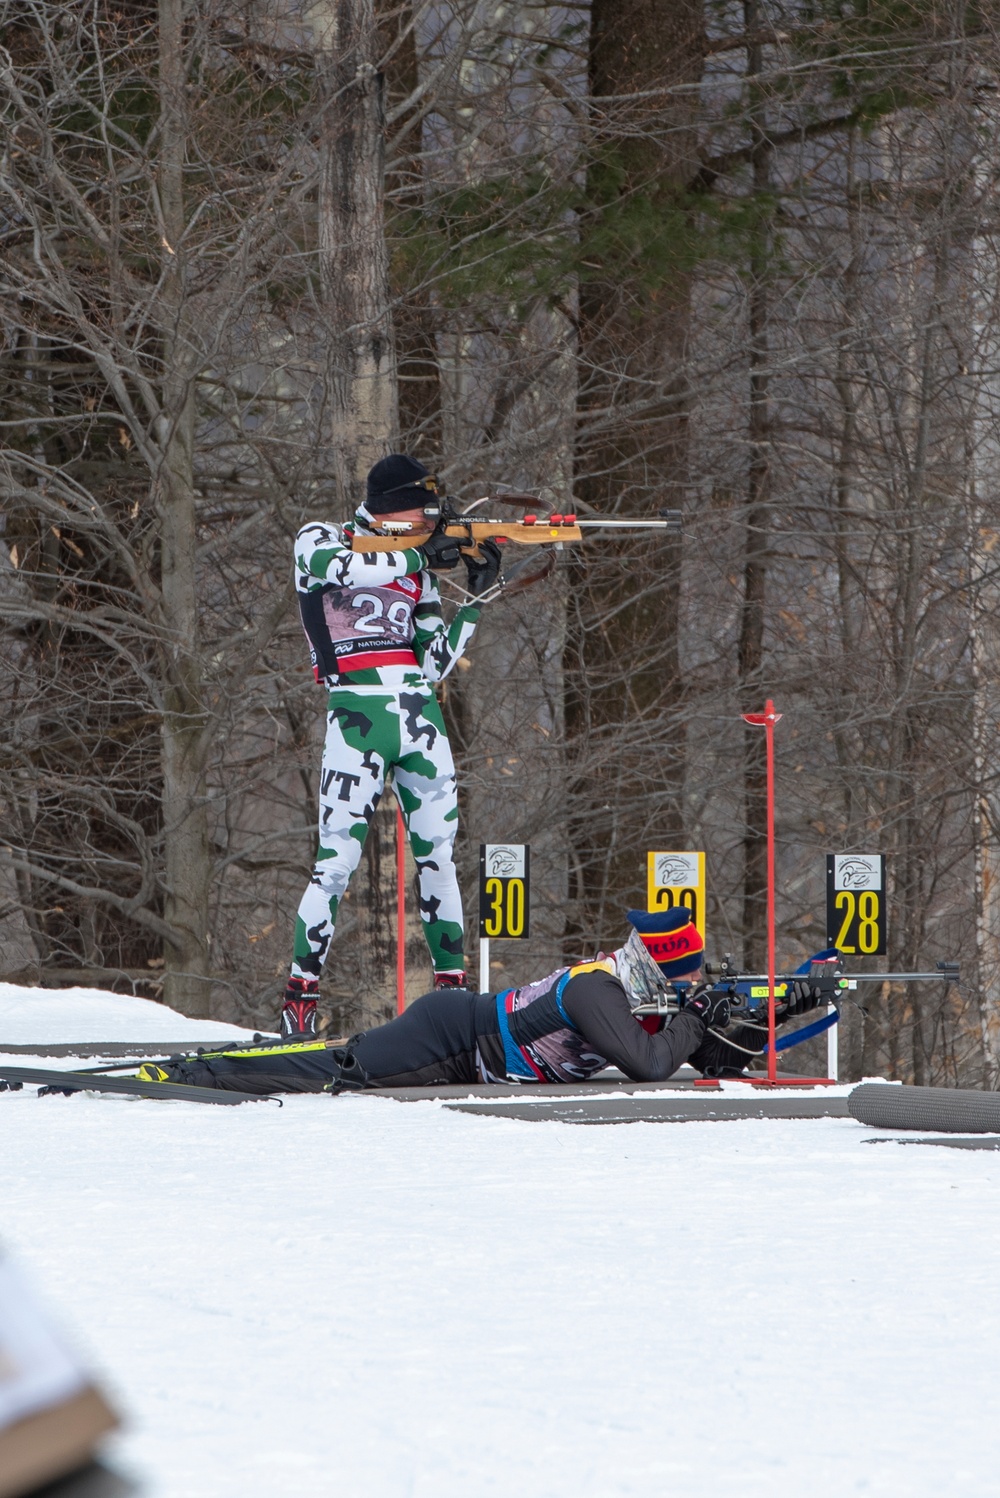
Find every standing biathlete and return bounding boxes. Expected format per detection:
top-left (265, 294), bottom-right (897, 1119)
top-left (280, 454), bottom-right (501, 1037)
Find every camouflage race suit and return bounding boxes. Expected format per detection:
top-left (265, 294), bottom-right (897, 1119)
top-left (291, 520), bottom-right (481, 982)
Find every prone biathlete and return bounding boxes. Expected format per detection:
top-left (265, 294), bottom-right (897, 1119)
top-left (279, 453), bottom-right (502, 1038)
top-left (147, 909), bottom-right (824, 1093)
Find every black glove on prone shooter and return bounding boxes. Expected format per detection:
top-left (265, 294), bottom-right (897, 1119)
top-left (776, 980), bottom-right (824, 1021)
top-left (683, 983), bottom-right (732, 1030)
top-left (418, 529), bottom-right (463, 571)
top-left (463, 538), bottom-right (502, 597)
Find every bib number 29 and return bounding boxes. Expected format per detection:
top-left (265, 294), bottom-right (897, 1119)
top-left (352, 593), bottom-right (411, 637)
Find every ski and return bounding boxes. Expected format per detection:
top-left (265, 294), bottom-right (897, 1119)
top-left (68, 1034), bottom-right (348, 1076)
top-left (0, 1064), bottom-right (275, 1106)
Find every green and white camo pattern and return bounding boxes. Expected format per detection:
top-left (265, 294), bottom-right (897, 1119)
top-left (291, 520), bottom-right (480, 981)
top-left (293, 520), bottom-right (480, 687)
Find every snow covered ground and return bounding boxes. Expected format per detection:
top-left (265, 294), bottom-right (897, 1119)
top-left (0, 982), bottom-right (257, 1045)
top-left (3, 991), bottom-right (999, 1497)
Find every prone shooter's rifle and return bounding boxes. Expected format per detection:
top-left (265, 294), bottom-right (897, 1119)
top-left (350, 493), bottom-right (683, 559)
top-left (631, 949), bottom-right (961, 1022)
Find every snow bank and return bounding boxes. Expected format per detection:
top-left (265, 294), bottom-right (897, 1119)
top-left (0, 983), bottom-right (256, 1045)
top-left (2, 1094), bottom-right (998, 1497)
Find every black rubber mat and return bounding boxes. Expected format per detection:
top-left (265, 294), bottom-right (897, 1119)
top-left (849, 1083), bottom-right (1000, 1133)
top-left (444, 1095), bottom-right (851, 1124)
top-left (362, 1071), bottom-right (828, 1101)
top-left (864, 1136), bottom-right (1000, 1150)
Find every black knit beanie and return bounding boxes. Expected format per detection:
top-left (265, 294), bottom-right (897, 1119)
top-left (365, 454), bottom-right (436, 515)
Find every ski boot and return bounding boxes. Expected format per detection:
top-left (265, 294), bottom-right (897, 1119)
top-left (433, 971), bottom-right (468, 989)
top-left (137, 1059), bottom-right (215, 1086)
top-left (279, 976), bottom-right (320, 1038)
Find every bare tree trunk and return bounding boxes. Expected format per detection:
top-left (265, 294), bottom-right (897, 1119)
top-left (829, 138), bottom-right (869, 1079)
top-left (968, 364), bottom-right (1000, 1088)
top-left (379, 0), bottom-right (443, 458)
top-left (312, 0), bottom-right (400, 1008)
top-left (739, 1), bottom-right (772, 970)
top-left (878, 234), bottom-right (945, 1081)
top-left (158, 0), bottom-right (211, 1015)
top-left (831, 139), bottom-right (863, 835)
top-left (567, 0), bottom-right (705, 942)
top-left (315, 0), bottom-right (398, 503)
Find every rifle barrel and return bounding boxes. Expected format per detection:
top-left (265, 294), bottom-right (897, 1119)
top-left (708, 971), bottom-right (956, 984)
top-left (840, 972), bottom-right (958, 983)
top-left (575, 518), bottom-right (680, 529)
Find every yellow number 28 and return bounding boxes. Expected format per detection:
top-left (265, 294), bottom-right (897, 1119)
top-left (834, 889), bottom-right (881, 954)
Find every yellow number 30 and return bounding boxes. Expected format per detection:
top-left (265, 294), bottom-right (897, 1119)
top-left (484, 878), bottom-right (525, 938)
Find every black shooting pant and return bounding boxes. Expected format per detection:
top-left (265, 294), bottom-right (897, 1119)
top-left (170, 990), bottom-right (497, 1094)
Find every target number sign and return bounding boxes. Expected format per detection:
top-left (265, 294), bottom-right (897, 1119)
top-left (646, 851), bottom-right (706, 942)
top-left (826, 854), bottom-right (886, 955)
top-left (479, 844), bottom-right (530, 940)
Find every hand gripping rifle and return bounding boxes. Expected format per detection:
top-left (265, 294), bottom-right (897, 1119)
top-left (350, 493), bottom-right (683, 559)
top-left (631, 948), bottom-right (960, 1055)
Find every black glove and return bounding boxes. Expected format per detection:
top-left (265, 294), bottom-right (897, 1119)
top-left (776, 980), bottom-right (824, 1022)
top-left (683, 983), bottom-right (732, 1030)
top-left (463, 539), bottom-right (502, 597)
top-left (418, 530), bottom-right (463, 571)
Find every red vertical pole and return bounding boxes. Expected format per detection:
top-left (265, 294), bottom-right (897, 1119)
top-left (764, 699), bottom-right (777, 1082)
top-left (396, 803), bottom-right (406, 1015)
top-left (742, 700), bottom-right (782, 1082)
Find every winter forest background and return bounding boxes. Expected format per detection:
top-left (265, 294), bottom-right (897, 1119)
top-left (3, 0), bottom-right (1000, 1086)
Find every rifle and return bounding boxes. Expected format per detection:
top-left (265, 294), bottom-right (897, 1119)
top-left (350, 494), bottom-right (683, 558)
top-left (631, 949), bottom-right (960, 1020)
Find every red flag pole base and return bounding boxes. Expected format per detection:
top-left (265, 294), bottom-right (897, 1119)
top-left (693, 1076), bottom-right (839, 1089)
top-left (748, 1078), bottom-right (839, 1088)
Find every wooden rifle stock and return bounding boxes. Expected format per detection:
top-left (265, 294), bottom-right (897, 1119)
top-left (350, 507), bottom-right (682, 556)
top-left (351, 518), bottom-right (583, 555)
